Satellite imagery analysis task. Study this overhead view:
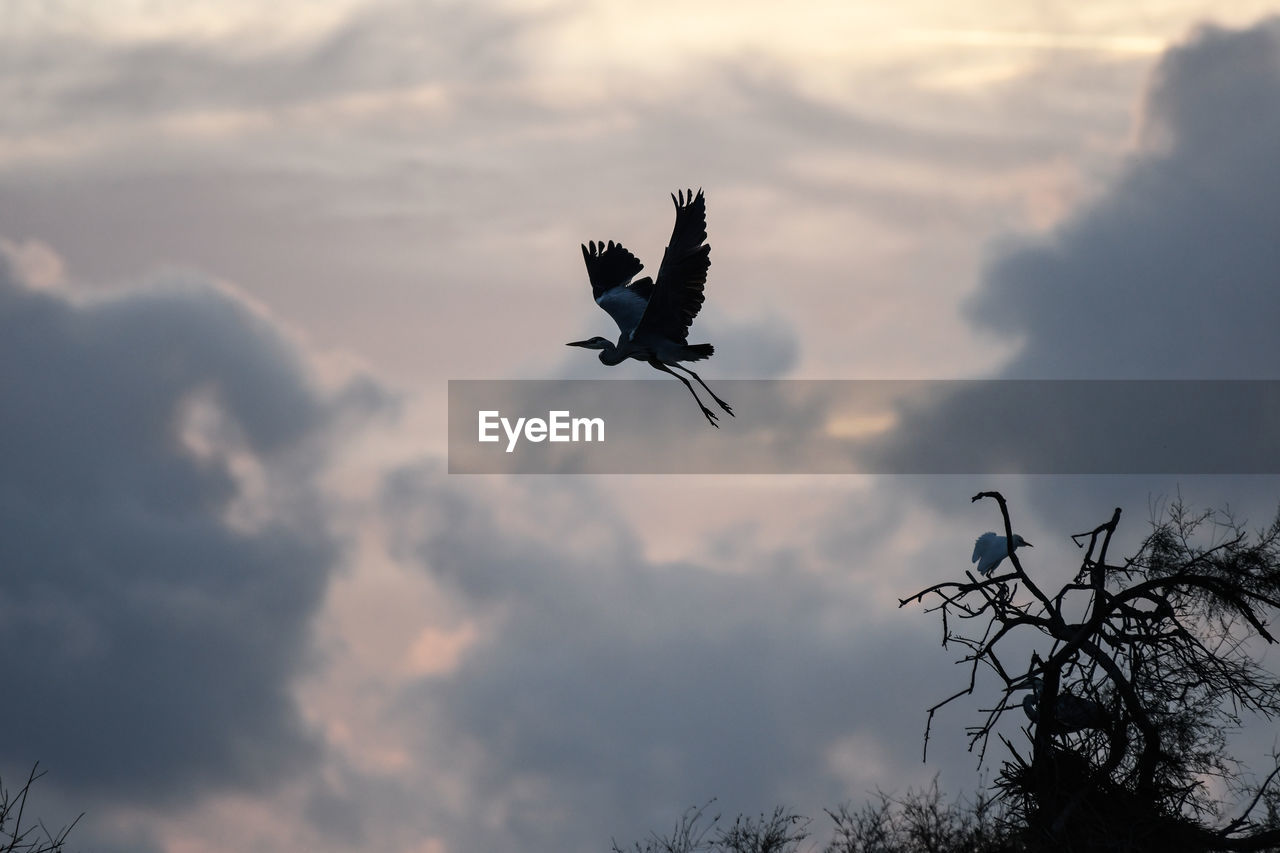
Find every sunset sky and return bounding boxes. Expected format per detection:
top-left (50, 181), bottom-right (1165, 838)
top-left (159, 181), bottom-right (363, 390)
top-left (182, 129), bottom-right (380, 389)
top-left (4, 2), bottom-right (1280, 851)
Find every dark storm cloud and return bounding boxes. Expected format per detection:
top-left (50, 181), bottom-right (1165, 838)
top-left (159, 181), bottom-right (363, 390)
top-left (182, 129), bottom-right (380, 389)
top-left (0, 258), bottom-right (375, 806)
top-left (874, 19), bottom-right (1280, 486)
top-left (967, 18), bottom-right (1280, 379)
top-left (380, 468), bottom-right (950, 853)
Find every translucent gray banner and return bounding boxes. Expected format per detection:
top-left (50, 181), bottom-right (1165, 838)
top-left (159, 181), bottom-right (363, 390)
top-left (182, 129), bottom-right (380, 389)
top-left (448, 380), bottom-right (1280, 474)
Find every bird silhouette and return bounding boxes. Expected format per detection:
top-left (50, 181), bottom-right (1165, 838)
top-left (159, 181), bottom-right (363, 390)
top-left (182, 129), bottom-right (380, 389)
top-left (568, 188), bottom-right (733, 427)
top-left (1020, 677), bottom-right (1109, 734)
top-left (972, 531), bottom-right (1032, 576)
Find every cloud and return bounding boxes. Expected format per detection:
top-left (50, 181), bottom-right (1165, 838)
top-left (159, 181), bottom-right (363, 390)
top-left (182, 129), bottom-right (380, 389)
top-left (0, 250), bottom-right (380, 807)
top-left (375, 468), bottom-right (957, 853)
top-left (4, 1), bottom-right (545, 134)
top-left (967, 18), bottom-right (1280, 379)
top-left (872, 18), bottom-right (1280, 488)
top-left (698, 312), bottom-right (800, 378)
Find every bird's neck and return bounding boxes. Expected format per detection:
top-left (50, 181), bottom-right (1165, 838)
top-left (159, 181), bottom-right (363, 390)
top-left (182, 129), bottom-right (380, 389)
top-left (599, 339), bottom-right (631, 365)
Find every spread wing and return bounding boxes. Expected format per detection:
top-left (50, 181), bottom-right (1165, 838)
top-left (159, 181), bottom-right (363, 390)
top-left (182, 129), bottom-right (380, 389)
top-left (581, 240), bottom-right (650, 336)
top-left (581, 240), bottom-right (642, 298)
top-left (633, 188), bottom-right (710, 345)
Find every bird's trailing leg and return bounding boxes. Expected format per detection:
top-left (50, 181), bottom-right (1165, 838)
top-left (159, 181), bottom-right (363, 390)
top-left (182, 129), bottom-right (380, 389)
top-left (648, 360), bottom-right (720, 427)
top-left (671, 364), bottom-right (733, 416)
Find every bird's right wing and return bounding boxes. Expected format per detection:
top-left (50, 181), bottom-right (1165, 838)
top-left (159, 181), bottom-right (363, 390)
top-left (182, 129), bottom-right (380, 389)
top-left (634, 188), bottom-right (710, 344)
top-left (973, 532), bottom-right (997, 563)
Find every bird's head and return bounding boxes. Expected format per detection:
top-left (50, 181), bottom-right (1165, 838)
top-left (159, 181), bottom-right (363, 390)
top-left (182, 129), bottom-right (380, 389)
top-left (566, 337), bottom-right (610, 350)
top-left (1014, 678), bottom-right (1044, 720)
top-left (567, 336), bottom-right (619, 364)
top-left (1013, 534), bottom-right (1033, 549)
top-left (1016, 676), bottom-right (1045, 696)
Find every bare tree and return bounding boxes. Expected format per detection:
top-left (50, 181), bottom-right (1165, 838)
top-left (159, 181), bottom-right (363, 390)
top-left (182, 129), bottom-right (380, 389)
top-left (0, 764), bottom-right (79, 853)
top-left (902, 491), bottom-right (1280, 851)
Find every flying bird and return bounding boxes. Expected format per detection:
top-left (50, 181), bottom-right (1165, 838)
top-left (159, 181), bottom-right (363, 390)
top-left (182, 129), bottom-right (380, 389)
top-left (972, 531), bottom-right (1032, 576)
top-left (1019, 677), bottom-right (1109, 734)
top-left (568, 188), bottom-right (733, 427)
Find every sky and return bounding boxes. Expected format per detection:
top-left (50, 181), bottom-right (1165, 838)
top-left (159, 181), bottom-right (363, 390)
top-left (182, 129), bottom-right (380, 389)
top-left (4, 1), bottom-right (1280, 851)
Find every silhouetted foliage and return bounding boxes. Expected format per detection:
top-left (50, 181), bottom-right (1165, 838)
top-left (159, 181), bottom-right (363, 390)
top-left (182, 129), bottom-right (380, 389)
top-left (611, 786), bottom-right (1019, 853)
top-left (902, 492), bottom-right (1280, 851)
top-left (611, 803), bottom-right (809, 853)
top-left (0, 764), bottom-right (79, 853)
top-left (824, 779), bottom-right (1014, 853)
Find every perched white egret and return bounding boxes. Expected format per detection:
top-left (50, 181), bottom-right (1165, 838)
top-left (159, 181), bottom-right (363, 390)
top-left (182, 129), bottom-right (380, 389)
top-left (568, 188), bottom-right (734, 427)
top-left (1019, 678), bottom-right (1109, 734)
top-left (972, 531), bottom-right (1032, 576)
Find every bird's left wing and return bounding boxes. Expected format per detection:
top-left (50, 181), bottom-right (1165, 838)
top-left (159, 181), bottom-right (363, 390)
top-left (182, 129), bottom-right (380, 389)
top-left (582, 240), bottom-right (643, 298)
top-left (582, 240), bottom-right (649, 335)
top-left (634, 189), bottom-right (710, 344)
top-left (973, 532), bottom-right (997, 563)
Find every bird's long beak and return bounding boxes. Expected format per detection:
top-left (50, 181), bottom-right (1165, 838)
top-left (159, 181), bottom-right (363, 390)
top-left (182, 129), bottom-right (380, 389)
top-left (1024, 541), bottom-right (1034, 547)
top-left (566, 340), bottom-right (592, 347)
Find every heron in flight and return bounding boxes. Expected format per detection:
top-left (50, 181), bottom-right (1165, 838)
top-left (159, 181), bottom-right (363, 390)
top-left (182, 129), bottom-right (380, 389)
top-left (568, 188), bottom-right (734, 427)
top-left (973, 531), bottom-right (1032, 577)
top-left (1018, 677), bottom-right (1109, 734)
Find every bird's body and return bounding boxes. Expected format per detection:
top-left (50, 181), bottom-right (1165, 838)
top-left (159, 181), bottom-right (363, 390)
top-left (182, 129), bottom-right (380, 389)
top-left (972, 531), bottom-right (1032, 576)
top-left (568, 189), bottom-right (733, 427)
top-left (1020, 678), bottom-right (1109, 734)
